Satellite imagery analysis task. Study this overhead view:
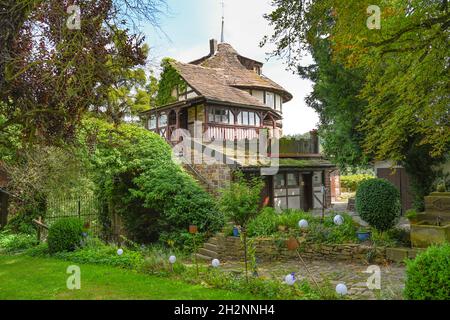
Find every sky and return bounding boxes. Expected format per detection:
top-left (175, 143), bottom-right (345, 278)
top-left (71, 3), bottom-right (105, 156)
top-left (142, 0), bottom-right (319, 135)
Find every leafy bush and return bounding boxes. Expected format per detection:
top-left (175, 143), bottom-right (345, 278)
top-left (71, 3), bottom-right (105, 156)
top-left (372, 228), bottom-right (410, 247)
top-left (47, 218), bottom-right (84, 253)
top-left (0, 231), bottom-right (36, 253)
top-left (218, 173), bottom-right (264, 228)
top-left (186, 267), bottom-right (328, 300)
top-left (29, 237), bottom-right (144, 269)
top-left (404, 243), bottom-right (450, 300)
top-left (355, 178), bottom-right (401, 231)
top-left (54, 244), bottom-right (144, 269)
top-left (140, 245), bottom-right (187, 275)
top-left (81, 118), bottom-right (224, 247)
top-left (246, 207), bottom-right (279, 237)
top-left (405, 209), bottom-right (418, 221)
top-left (247, 209), bottom-right (357, 244)
top-left (218, 173), bottom-right (265, 281)
top-left (340, 174), bottom-right (373, 192)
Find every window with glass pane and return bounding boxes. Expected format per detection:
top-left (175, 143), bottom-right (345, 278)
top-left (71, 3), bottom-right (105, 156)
top-left (159, 113), bottom-right (167, 127)
top-left (237, 112), bottom-right (244, 125)
top-left (249, 112), bottom-right (255, 126)
top-left (274, 173), bottom-right (285, 188)
top-left (287, 173), bottom-right (299, 187)
top-left (242, 111), bottom-right (249, 125)
top-left (255, 113), bottom-right (261, 126)
top-left (209, 108), bottom-right (230, 124)
top-left (266, 92), bottom-right (275, 108)
top-left (148, 115), bottom-right (156, 129)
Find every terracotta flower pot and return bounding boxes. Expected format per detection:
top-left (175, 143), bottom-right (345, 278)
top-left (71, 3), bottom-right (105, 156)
top-left (286, 237), bottom-right (299, 251)
top-left (189, 225), bottom-right (198, 234)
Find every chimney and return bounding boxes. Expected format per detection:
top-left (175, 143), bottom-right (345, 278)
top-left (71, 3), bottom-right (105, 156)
top-left (209, 39), bottom-right (218, 56)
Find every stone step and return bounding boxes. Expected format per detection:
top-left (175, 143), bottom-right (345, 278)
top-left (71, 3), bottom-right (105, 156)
top-left (194, 253), bottom-right (212, 261)
top-left (198, 248), bottom-right (218, 258)
top-left (204, 243), bottom-right (218, 251)
top-left (208, 237), bottom-right (219, 245)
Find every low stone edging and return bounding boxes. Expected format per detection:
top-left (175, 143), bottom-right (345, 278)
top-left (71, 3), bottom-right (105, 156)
top-left (215, 234), bottom-right (388, 264)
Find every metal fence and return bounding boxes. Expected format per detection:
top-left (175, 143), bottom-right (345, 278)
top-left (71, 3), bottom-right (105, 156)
top-left (46, 194), bottom-right (101, 236)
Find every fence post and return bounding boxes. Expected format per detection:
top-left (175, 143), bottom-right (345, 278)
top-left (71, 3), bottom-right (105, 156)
top-left (0, 191), bottom-right (9, 228)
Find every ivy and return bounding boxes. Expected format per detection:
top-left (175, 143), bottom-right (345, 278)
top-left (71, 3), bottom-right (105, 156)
top-left (155, 58), bottom-right (187, 107)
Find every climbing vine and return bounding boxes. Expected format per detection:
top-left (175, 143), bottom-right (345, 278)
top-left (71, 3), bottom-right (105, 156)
top-left (156, 58), bottom-right (187, 107)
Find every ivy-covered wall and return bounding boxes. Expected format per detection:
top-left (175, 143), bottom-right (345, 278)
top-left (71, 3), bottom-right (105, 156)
top-left (155, 58), bottom-right (187, 107)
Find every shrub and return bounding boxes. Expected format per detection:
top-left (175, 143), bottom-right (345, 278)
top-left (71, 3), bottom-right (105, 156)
top-left (0, 231), bottom-right (36, 253)
top-left (247, 207), bottom-right (279, 237)
top-left (218, 173), bottom-right (265, 281)
top-left (54, 244), bottom-right (144, 269)
top-left (82, 118), bottom-right (224, 247)
top-left (47, 218), bottom-right (84, 253)
top-left (340, 174), bottom-right (373, 192)
top-left (355, 178), bottom-right (401, 231)
top-left (405, 209), bottom-right (418, 221)
top-left (404, 243), bottom-right (450, 300)
top-left (247, 209), bottom-right (358, 244)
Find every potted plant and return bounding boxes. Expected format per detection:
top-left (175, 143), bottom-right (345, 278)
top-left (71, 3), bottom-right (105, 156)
top-left (405, 209), bottom-right (419, 224)
top-left (286, 236), bottom-right (299, 250)
top-left (356, 228), bottom-right (371, 242)
top-left (232, 226), bottom-right (240, 237)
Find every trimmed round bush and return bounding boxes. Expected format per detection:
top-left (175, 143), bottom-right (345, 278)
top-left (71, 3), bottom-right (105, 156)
top-left (355, 178), bottom-right (400, 231)
top-left (404, 244), bottom-right (450, 300)
top-left (47, 218), bottom-right (84, 253)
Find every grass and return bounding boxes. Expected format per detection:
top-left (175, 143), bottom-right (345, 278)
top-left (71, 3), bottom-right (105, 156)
top-left (0, 255), bottom-right (257, 300)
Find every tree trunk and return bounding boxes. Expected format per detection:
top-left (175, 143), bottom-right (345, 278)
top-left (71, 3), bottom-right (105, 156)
top-left (243, 228), bottom-right (248, 283)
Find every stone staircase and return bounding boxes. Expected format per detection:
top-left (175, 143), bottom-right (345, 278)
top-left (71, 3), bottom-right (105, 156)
top-left (194, 234), bottom-right (220, 261)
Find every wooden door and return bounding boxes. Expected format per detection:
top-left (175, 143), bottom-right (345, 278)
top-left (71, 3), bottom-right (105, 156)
top-left (377, 168), bottom-right (413, 213)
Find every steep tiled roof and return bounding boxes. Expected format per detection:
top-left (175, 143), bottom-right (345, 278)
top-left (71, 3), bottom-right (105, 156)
top-left (171, 61), bottom-right (268, 108)
top-left (192, 43), bottom-right (292, 101)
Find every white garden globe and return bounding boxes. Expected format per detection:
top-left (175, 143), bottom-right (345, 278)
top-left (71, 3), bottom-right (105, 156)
top-left (211, 259), bottom-right (220, 268)
top-left (298, 219), bottom-right (309, 229)
top-left (117, 248), bottom-right (123, 256)
top-left (336, 283), bottom-right (348, 296)
top-left (169, 255), bottom-right (176, 264)
top-left (333, 215), bottom-right (344, 226)
top-left (284, 274), bottom-right (296, 286)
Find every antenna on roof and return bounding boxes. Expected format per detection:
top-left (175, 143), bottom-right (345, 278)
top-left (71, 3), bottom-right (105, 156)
top-left (220, 0), bottom-right (225, 43)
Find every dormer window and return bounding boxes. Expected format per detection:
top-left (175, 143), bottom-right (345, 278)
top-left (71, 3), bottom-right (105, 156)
top-left (265, 92), bottom-right (275, 109)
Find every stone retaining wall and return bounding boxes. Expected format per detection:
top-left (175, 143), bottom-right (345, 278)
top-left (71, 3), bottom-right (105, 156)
top-left (216, 234), bottom-right (387, 263)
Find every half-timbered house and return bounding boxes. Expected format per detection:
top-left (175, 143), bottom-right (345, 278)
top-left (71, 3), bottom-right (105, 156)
top-left (141, 40), bottom-right (338, 211)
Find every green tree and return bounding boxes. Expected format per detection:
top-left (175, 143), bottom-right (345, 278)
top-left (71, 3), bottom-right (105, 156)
top-left (263, 0), bottom-right (449, 208)
top-left (218, 173), bottom-right (264, 282)
top-left (0, 0), bottom-right (165, 144)
top-left (79, 117), bottom-right (223, 246)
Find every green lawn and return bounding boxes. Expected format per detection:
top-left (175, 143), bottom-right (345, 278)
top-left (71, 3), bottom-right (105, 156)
top-left (0, 255), bottom-right (256, 300)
